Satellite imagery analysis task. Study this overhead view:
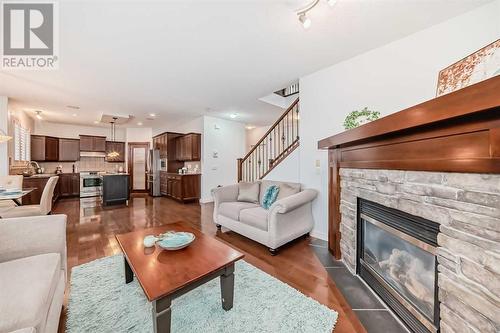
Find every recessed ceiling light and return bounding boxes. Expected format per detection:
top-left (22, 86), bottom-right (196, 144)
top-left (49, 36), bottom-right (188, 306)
top-left (149, 113), bottom-right (156, 117)
top-left (93, 120), bottom-right (100, 124)
top-left (137, 122), bottom-right (143, 126)
top-left (327, 0), bottom-right (337, 7)
top-left (35, 111), bottom-right (42, 120)
top-left (230, 113), bottom-right (238, 119)
top-left (245, 125), bottom-right (255, 130)
top-left (72, 113), bottom-right (77, 117)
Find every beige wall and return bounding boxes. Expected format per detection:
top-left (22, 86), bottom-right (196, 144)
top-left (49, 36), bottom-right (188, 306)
top-left (245, 125), bottom-right (270, 153)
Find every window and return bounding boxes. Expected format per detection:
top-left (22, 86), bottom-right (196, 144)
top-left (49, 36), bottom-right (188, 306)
top-left (14, 122), bottom-right (30, 162)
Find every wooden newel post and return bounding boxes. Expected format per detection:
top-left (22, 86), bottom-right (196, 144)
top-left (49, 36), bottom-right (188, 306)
top-left (237, 158), bottom-right (243, 182)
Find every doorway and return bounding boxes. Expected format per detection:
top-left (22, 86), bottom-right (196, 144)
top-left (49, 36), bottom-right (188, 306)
top-left (127, 142), bottom-right (149, 192)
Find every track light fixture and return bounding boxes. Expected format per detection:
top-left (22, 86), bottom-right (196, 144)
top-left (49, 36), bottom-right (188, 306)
top-left (298, 13), bottom-right (312, 29)
top-left (296, 0), bottom-right (337, 29)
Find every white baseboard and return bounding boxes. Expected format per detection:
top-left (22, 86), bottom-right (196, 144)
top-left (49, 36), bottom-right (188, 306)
top-left (199, 197), bottom-right (214, 204)
top-left (310, 229), bottom-right (328, 241)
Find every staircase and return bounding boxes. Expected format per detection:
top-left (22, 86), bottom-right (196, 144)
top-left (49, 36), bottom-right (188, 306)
top-left (237, 98), bottom-right (299, 182)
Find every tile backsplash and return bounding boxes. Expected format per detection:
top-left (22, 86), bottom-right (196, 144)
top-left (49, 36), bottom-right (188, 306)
top-left (39, 157), bottom-right (125, 173)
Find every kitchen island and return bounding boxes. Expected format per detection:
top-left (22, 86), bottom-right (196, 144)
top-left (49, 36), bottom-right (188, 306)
top-left (102, 173), bottom-right (130, 206)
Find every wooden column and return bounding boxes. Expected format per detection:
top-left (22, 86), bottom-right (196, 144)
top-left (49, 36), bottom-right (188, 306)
top-left (328, 149), bottom-right (341, 259)
top-left (237, 158), bottom-right (242, 182)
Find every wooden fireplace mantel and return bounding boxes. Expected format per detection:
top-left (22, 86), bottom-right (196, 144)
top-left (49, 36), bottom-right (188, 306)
top-left (318, 76), bottom-right (500, 258)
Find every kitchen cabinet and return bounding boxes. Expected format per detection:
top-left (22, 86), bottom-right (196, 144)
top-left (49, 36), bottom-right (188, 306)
top-left (105, 141), bottom-right (125, 162)
top-left (30, 135), bottom-right (46, 161)
top-left (59, 138), bottom-right (80, 161)
top-left (79, 135), bottom-right (106, 152)
top-left (22, 175), bottom-right (60, 205)
top-left (163, 173), bottom-right (200, 203)
top-left (160, 171), bottom-right (168, 195)
top-left (31, 135), bottom-right (59, 161)
top-left (153, 133), bottom-right (168, 159)
top-left (174, 133), bottom-right (201, 161)
top-left (59, 173), bottom-right (80, 197)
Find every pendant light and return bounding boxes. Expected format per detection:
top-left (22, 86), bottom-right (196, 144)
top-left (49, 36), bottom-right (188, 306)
top-left (107, 117), bottom-right (120, 158)
top-left (0, 129), bottom-right (12, 143)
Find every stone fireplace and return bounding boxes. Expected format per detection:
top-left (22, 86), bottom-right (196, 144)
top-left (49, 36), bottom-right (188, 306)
top-left (339, 168), bottom-right (499, 333)
top-left (317, 77), bottom-right (500, 333)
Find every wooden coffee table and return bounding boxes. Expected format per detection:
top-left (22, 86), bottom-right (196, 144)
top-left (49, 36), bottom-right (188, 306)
top-left (116, 222), bottom-right (244, 333)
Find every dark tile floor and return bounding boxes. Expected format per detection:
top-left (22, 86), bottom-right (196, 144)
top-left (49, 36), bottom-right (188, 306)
top-left (309, 240), bottom-right (409, 333)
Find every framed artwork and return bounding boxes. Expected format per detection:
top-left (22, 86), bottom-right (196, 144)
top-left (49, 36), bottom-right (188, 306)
top-left (436, 39), bottom-right (500, 96)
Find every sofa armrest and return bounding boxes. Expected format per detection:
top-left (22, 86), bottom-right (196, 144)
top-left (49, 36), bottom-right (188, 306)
top-left (0, 214), bottom-right (67, 276)
top-left (211, 184), bottom-right (239, 205)
top-left (269, 189), bottom-right (318, 214)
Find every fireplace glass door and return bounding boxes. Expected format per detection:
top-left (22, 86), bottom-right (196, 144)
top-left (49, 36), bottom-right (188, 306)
top-left (357, 199), bottom-right (440, 333)
top-left (363, 217), bottom-right (436, 321)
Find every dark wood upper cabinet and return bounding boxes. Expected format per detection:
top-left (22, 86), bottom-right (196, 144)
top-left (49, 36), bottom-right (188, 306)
top-left (105, 141), bottom-right (125, 162)
top-left (31, 135), bottom-right (59, 161)
top-left (59, 138), bottom-right (80, 161)
top-left (79, 135), bottom-right (106, 152)
top-left (79, 135), bottom-right (93, 151)
top-left (93, 136), bottom-right (106, 152)
top-left (174, 133), bottom-right (201, 161)
top-left (31, 135), bottom-right (46, 161)
top-left (45, 137), bottom-right (59, 161)
top-left (153, 133), bottom-right (169, 159)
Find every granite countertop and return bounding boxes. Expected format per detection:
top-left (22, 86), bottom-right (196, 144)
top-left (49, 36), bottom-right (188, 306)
top-left (164, 172), bottom-right (201, 176)
top-left (24, 172), bottom-right (79, 178)
top-left (103, 173), bottom-right (130, 176)
top-left (25, 173), bottom-right (57, 178)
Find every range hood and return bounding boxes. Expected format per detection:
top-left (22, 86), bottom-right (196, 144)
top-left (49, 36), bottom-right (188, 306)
top-left (80, 151), bottom-right (106, 158)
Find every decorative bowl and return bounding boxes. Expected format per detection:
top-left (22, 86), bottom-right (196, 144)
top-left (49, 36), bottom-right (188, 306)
top-left (156, 231), bottom-right (195, 251)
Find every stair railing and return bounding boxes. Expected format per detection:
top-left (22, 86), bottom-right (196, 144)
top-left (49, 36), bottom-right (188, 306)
top-left (237, 98), bottom-right (299, 182)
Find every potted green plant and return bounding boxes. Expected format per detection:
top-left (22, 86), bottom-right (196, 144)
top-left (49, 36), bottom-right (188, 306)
top-left (343, 107), bottom-right (380, 130)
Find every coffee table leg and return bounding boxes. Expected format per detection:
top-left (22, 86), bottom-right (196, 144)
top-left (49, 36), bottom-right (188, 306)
top-left (220, 263), bottom-right (235, 311)
top-left (153, 297), bottom-right (172, 333)
top-left (124, 258), bottom-right (133, 284)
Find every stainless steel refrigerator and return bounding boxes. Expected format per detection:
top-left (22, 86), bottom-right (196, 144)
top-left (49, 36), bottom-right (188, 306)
top-left (147, 149), bottom-right (161, 197)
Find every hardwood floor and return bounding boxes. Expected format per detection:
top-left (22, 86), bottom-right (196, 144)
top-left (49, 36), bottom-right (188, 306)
top-left (54, 194), bottom-right (366, 333)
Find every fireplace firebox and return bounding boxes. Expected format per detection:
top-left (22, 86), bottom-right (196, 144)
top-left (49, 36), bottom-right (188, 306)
top-left (357, 199), bottom-right (440, 333)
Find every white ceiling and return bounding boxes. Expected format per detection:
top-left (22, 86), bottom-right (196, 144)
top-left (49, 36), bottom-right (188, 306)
top-left (0, 0), bottom-right (490, 129)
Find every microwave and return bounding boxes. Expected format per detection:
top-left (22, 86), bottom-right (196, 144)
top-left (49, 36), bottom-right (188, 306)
top-left (160, 159), bottom-right (167, 171)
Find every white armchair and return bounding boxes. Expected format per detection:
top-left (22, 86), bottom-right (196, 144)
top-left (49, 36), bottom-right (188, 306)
top-left (0, 214), bottom-right (67, 333)
top-left (212, 180), bottom-right (317, 254)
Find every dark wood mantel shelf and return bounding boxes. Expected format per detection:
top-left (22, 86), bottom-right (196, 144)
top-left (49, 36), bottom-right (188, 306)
top-left (318, 76), bottom-right (500, 258)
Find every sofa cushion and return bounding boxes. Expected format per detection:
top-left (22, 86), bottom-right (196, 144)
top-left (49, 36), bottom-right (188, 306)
top-left (0, 253), bottom-right (61, 333)
top-left (219, 201), bottom-right (259, 221)
top-left (259, 180), bottom-right (301, 204)
top-left (277, 183), bottom-right (301, 201)
top-left (262, 185), bottom-right (280, 209)
top-left (237, 182), bottom-right (260, 203)
top-left (239, 207), bottom-right (269, 231)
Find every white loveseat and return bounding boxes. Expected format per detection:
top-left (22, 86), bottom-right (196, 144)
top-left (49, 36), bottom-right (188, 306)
top-left (0, 215), bottom-right (67, 333)
top-left (212, 180), bottom-right (317, 254)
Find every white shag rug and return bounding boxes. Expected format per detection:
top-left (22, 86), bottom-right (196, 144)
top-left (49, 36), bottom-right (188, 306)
top-left (67, 255), bottom-right (338, 333)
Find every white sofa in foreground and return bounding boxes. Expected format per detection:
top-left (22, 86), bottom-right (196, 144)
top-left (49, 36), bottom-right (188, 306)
top-left (212, 180), bottom-right (318, 254)
top-left (0, 214), bottom-right (67, 333)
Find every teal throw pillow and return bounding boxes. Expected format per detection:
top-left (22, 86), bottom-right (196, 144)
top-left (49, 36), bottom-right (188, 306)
top-left (262, 185), bottom-right (280, 210)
